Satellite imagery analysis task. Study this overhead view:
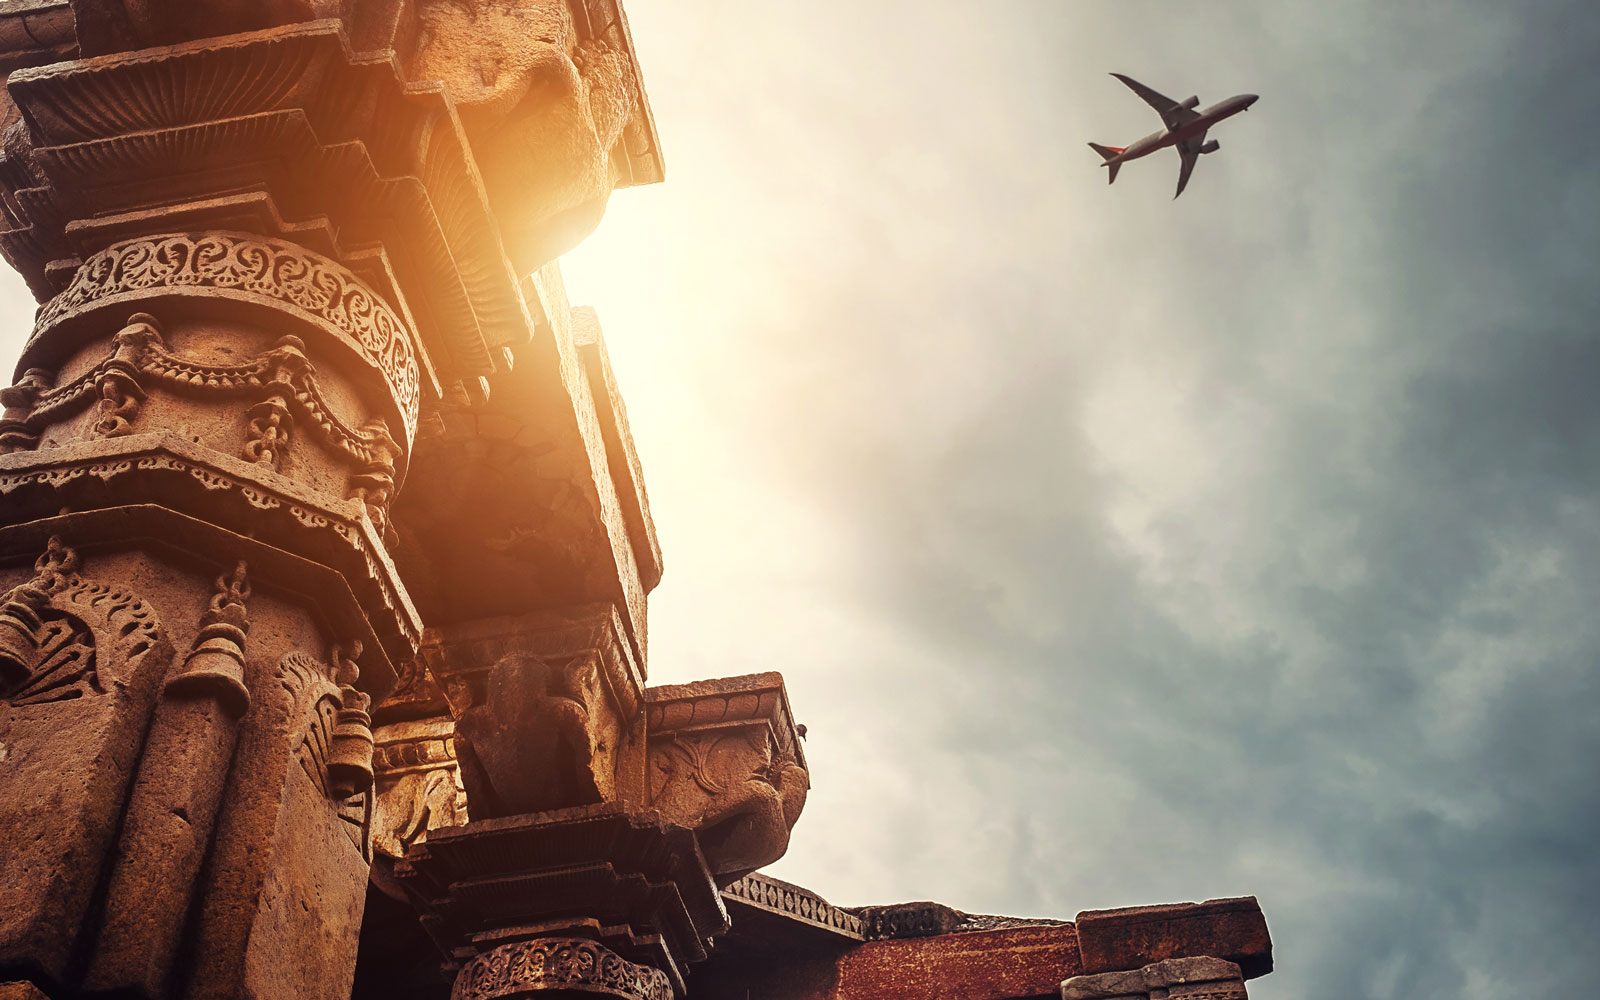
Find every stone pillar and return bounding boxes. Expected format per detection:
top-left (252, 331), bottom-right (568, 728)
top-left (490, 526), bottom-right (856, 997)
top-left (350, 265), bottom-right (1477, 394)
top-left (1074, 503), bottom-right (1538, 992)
top-left (0, 232), bottom-right (416, 997)
top-left (0, 2), bottom-right (813, 997)
top-left (0, 6), bottom-right (483, 999)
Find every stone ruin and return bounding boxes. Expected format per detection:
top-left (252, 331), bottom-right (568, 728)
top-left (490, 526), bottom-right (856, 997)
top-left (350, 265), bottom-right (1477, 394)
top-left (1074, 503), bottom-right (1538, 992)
top-left (0, 2), bottom-right (1275, 998)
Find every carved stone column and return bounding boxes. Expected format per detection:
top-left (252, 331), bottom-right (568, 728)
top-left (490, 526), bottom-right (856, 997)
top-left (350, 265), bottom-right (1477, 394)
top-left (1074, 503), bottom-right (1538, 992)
top-left (0, 9), bottom-right (450, 1000)
top-left (0, 2), bottom-right (816, 998)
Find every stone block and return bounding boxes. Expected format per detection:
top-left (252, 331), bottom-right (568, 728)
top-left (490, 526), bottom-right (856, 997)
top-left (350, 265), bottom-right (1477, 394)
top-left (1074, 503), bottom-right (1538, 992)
top-left (1075, 897), bottom-right (1272, 979)
top-left (1061, 956), bottom-right (1247, 1000)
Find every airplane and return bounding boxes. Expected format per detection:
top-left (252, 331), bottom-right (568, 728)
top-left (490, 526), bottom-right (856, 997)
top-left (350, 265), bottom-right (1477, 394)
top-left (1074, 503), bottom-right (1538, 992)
top-left (1088, 73), bottom-right (1258, 198)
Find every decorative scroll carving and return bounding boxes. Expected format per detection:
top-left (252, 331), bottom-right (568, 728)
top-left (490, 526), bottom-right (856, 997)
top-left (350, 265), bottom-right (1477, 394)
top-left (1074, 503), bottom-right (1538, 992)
top-left (281, 649), bottom-right (375, 861)
top-left (649, 729), bottom-right (807, 883)
top-left (2, 314), bottom-right (402, 529)
top-left (372, 717), bottom-right (467, 859)
top-left (0, 535), bottom-right (83, 694)
top-left (645, 674), bottom-right (809, 884)
top-left (450, 937), bottom-right (672, 1000)
top-left (34, 233), bottom-right (421, 434)
top-left (0, 535), bottom-right (164, 705)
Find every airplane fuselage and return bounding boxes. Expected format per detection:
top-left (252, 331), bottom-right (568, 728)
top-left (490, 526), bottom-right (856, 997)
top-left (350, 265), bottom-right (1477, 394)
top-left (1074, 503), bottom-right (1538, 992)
top-left (1111, 93), bottom-right (1258, 164)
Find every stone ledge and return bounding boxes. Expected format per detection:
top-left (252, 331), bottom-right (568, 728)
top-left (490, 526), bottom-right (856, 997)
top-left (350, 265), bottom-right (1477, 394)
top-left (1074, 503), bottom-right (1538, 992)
top-left (1061, 956), bottom-right (1246, 1000)
top-left (1075, 897), bottom-right (1271, 979)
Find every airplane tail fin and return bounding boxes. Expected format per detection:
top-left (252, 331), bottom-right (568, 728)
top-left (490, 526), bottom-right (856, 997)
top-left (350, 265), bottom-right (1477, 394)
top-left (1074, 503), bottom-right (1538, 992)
top-left (1088, 142), bottom-right (1125, 184)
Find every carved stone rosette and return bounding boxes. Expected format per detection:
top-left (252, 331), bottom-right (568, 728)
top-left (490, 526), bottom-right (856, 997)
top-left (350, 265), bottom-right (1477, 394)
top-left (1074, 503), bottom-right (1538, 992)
top-left (451, 938), bottom-right (673, 1000)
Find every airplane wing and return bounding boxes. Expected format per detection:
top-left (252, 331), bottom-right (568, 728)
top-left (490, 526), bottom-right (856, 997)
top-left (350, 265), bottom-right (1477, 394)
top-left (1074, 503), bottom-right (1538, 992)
top-left (1111, 73), bottom-right (1200, 130)
top-left (1173, 134), bottom-right (1205, 198)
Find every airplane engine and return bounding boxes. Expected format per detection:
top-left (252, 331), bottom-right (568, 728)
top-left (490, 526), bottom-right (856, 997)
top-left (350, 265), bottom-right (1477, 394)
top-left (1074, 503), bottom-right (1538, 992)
top-left (1199, 139), bottom-right (1220, 154)
top-left (1179, 95), bottom-right (1200, 109)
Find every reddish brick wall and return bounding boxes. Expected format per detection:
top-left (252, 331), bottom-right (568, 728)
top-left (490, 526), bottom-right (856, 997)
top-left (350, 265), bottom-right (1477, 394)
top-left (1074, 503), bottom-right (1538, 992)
top-left (832, 925), bottom-right (1083, 1000)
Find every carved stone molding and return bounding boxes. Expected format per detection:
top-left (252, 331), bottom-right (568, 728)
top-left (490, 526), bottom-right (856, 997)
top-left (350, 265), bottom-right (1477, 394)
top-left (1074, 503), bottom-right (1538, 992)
top-left (450, 937), bottom-right (672, 1000)
top-left (1060, 957), bottom-right (1248, 1000)
top-left (0, 431), bottom-right (422, 671)
top-left (721, 872), bottom-right (864, 940)
top-left (29, 233), bottom-right (421, 443)
top-left (4, 313), bottom-right (404, 526)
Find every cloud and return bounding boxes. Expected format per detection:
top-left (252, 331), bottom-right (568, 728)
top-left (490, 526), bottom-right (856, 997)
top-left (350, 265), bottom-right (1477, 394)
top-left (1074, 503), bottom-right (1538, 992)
top-left (564, 3), bottom-right (1600, 998)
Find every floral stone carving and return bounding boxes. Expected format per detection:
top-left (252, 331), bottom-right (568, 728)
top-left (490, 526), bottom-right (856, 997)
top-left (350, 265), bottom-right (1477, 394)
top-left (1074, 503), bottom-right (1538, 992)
top-left (645, 672), bottom-right (809, 884)
top-left (451, 937), bottom-right (672, 1000)
top-left (371, 715), bottom-right (467, 859)
top-left (30, 233), bottom-right (421, 443)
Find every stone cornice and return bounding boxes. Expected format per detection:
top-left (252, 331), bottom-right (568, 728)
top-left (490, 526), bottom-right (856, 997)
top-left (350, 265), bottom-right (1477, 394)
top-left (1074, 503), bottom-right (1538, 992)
top-left (721, 873), bottom-right (864, 941)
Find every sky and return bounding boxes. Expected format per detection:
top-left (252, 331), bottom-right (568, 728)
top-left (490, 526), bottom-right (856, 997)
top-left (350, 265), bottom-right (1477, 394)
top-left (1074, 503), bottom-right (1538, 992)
top-left (3, 2), bottom-right (1598, 998)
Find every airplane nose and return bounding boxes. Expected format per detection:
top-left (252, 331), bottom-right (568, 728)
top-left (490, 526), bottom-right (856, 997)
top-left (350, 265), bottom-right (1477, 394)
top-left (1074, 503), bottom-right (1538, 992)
top-left (1244, 94), bottom-right (1260, 108)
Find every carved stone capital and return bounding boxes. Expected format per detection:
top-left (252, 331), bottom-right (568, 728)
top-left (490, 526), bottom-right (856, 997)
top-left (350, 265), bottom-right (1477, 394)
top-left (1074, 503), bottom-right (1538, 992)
top-left (451, 937), bottom-right (672, 1000)
top-left (424, 605), bottom-right (643, 818)
top-left (394, 804), bottom-right (727, 996)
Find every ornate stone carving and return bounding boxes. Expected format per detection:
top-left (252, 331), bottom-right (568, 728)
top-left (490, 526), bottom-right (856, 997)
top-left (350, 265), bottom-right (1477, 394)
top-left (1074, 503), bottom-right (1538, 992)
top-left (0, 534), bottom-right (172, 985)
top-left (645, 673), bottom-right (809, 884)
top-left (372, 716), bottom-right (467, 859)
top-left (450, 937), bottom-right (673, 1000)
top-left (0, 537), bottom-right (93, 701)
top-left (0, 536), bottom-right (165, 705)
top-left (0, 433), bottom-right (422, 665)
top-left (32, 234), bottom-right (421, 439)
top-left (282, 649), bottom-right (375, 861)
top-left (452, 651), bottom-right (618, 816)
top-left (722, 872), bottom-right (865, 940)
top-left (424, 606), bottom-right (642, 819)
top-left (5, 313), bottom-right (405, 533)
top-left (163, 560), bottom-right (252, 715)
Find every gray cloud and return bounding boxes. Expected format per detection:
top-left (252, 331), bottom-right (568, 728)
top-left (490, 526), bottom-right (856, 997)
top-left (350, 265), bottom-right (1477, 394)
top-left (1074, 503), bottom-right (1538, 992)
top-left (571, 3), bottom-right (1600, 998)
